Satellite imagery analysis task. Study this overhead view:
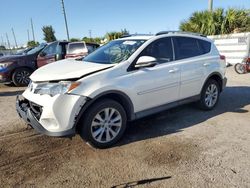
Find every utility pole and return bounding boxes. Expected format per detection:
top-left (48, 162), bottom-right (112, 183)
top-left (89, 29), bottom-right (92, 38)
top-left (208, 0), bottom-right (213, 11)
top-left (5, 33), bottom-right (11, 50)
top-left (11, 28), bottom-right (18, 48)
top-left (61, 0), bottom-right (70, 41)
top-left (1, 35), bottom-right (4, 46)
top-left (27, 29), bottom-right (30, 42)
top-left (31, 18), bottom-right (35, 41)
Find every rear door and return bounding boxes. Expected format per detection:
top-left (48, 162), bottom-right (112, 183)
top-left (173, 37), bottom-right (210, 99)
top-left (37, 42), bottom-right (58, 67)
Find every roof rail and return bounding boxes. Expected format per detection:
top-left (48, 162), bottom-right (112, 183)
top-left (155, 31), bottom-right (207, 37)
top-left (120, 34), bottom-right (153, 38)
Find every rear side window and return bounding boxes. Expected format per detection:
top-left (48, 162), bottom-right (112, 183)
top-left (67, 43), bottom-right (86, 54)
top-left (140, 37), bottom-right (173, 64)
top-left (173, 37), bottom-right (210, 60)
top-left (198, 40), bottom-right (211, 54)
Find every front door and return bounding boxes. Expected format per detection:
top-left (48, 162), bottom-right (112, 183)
top-left (37, 42), bottom-right (58, 68)
top-left (126, 37), bottom-right (181, 112)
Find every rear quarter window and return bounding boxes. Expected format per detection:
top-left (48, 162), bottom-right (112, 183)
top-left (67, 43), bottom-right (86, 54)
top-left (173, 37), bottom-right (210, 60)
top-left (198, 40), bottom-right (211, 54)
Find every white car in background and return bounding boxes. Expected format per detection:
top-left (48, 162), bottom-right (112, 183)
top-left (65, 42), bottom-right (99, 59)
top-left (16, 31), bottom-right (227, 148)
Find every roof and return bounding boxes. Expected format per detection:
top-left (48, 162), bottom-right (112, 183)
top-left (117, 35), bottom-right (154, 40)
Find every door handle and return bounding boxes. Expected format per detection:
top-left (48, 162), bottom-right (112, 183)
top-left (203, 63), bottom-right (210, 67)
top-left (169, 68), bottom-right (179, 73)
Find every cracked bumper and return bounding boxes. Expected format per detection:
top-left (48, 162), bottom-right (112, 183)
top-left (16, 93), bottom-right (87, 137)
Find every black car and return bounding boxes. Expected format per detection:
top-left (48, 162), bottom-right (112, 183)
top-left (0, 43), bottom-right (46, 86)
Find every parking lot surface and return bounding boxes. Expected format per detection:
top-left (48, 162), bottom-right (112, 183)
top-left (0, 67), bottom-right (249, 187)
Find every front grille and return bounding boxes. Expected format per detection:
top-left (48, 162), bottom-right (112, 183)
top-left (29, 101), bottom-right (43, 120)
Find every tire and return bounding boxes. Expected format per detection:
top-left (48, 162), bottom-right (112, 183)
top-left (80, 99), bottom-right (127, 149)
top-left (12, 68), bottom-right (32, 86)
top-left (198, 79), bottom-right (220, 110)
top-left (234, 63), bottom-right (246, 74)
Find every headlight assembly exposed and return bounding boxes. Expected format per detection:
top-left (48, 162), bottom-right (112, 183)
top-left (34, 81), bottom-right (80, 96)
top-left (0, 62), bottom-right (13, 69)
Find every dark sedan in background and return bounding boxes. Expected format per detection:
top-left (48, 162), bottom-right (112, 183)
top-left (0, 43), bottom-right (46, 86)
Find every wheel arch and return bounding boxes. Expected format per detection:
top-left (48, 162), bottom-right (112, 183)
top-left (202, 72), bottom-right (223, 92)
top-left (75, 90), bottom-right (135, 132)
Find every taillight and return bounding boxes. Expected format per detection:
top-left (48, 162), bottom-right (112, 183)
top-left (246, 58), bottom-right (250, 63)
top-left (220, 55), bottom-right (226, 60)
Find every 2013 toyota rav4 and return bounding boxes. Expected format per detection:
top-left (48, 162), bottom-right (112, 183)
top-left (16, 31), bottom-right (227, 148)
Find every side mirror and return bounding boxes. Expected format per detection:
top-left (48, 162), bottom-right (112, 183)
top-left (135, 56), bottom-right (157, 68)
top-left (39, 51), bottom-right (46, 57)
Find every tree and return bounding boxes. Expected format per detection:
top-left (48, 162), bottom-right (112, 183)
top-left (82, 37), bottom-right (103, 44)
top-left (42, 25), bottom-right (57, 42)
top-left (105, 29), bottom-right (130, 42)
top-left (27, 41), bottom-right (39, 48)
top-left (180, 8), bottom-right (250, 35)
top-left (70, 38), bottom-right (81, 42)
top-left (0, 45), bottom-right (6, 50)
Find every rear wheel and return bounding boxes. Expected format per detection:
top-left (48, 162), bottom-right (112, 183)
top-left (80, 99), bottom-right (127, 148)
top-left (198, 79), bottom-right (220, 110)
top-left (12, 68), bottom-right (32, 86)
top-left (234, 63), bottom-right (246, 74)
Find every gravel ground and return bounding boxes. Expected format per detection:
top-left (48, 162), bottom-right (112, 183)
top-left (0, 67), bottom-right (249, 188)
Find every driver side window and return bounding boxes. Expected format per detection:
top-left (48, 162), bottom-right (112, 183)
top-left (41, 42), bottom-right (58, 56)
top-left (140, 37), bottom-right (173, 64)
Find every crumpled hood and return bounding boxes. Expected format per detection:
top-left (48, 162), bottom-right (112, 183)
top-left (30, 59), bottom-right (115, 82)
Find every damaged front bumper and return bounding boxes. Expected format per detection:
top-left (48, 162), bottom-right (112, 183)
top-left (16, 93), bottom-right (87, 137)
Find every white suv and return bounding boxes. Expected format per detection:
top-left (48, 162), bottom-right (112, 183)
top-left (16, 31), bottom-right (227, 148)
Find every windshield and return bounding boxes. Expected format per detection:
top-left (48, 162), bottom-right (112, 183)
top-left (27, 43), bottom-right (47, 55)
top-left (84, 40), bottom-right (146, 64)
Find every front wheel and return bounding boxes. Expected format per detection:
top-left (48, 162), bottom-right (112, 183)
top-left (198, 79), bottom-right (220, 110)
top-left (12, 68), bottom-right (32, 86)
top-left (80, 99), bottom-right (127, 148)
top-left (234, 63), bottom-right (246, 74)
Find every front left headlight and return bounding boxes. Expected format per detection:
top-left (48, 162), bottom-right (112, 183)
top-left (33, 81), bottom-right (80, 96)
top-left (0, 62), bottom-right (13, 69)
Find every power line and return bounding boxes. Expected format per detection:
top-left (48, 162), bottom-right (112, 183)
top-left (61, 0), bottom-right (70, 41)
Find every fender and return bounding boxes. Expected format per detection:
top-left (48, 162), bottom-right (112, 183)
top-left (74, 90), bottom-right (135, 131)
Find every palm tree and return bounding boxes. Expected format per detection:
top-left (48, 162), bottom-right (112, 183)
top-left (180, 8), bottom-right (250, 35)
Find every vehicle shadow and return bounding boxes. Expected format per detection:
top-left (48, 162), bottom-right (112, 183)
top-left (118, 86), bottom-right (250, 146)
top-left (0, 90), bottom-right (24, 97)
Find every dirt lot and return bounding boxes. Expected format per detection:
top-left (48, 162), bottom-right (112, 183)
top-left (0, 67), bottom-right (249, 188)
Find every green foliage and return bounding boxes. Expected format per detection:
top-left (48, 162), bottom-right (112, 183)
top-left (82, 37), bottom-right (103, 44)
top-left (180, 8), bottom-right (250, 35)
top-left (42, 25), bottom-right (57, 42)
top-left (27, 41), bottom-right (39, 48)
top-left (105, 29), bottom-right (130, 42)
top-left (70, 38), bottom-right (81, 42)
top-left (0, 45), bottom-right (6, 50)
